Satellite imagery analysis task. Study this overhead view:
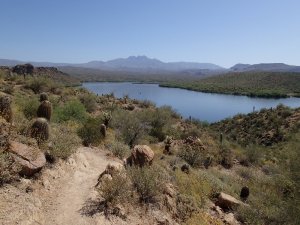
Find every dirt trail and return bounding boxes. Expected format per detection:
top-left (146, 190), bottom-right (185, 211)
top-left (0, 147), bottom-right (125, 225)
top-left (41, 147), bottom-right (121, 225)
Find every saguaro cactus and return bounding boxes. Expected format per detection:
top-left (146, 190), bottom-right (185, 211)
top-left (30, 118), bottom-right (49, 143)
top-left (37, 100), bottom-right (52, 121)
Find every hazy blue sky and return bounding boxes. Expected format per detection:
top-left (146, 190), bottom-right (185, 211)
top-left (0, 0), bottom-right (299, 67)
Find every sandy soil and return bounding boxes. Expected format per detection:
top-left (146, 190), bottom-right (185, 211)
top-left (0, 147), bottom-right (126, 225)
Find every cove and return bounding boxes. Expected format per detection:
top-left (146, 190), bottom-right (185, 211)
top-left (83, 82), bottom-right (300, 123)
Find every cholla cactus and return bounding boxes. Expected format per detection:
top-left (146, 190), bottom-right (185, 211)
top-left (103, 111), bottom-right (112, 127)
top-left (39, 92), bottom-right (49, 102)
top-left (100, 124), bottom-right (106, 137)
top-left (37, 100), bottom-right (52, 121)
top-left (30, 118), bottom-right (49, 143)
top-left (0, 95), bottom-right (13, 123)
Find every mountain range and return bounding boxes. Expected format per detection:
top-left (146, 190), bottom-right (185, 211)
top-left (0, 56), bottom-right (300, 73)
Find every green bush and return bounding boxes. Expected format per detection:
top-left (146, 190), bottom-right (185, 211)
top-left (0, 152), bottom-right (20, 186)
top-left (24, 77), bottom-right (62, 94)
top-left (179, 144), bottom-right (205, 167)
top-left (137, 106), bottom-right (177, 141)
top-left (79, 93), bottom-right (97, 113)
top-left (53, 100), bottom-right (87, 123)
top-left (25, 77), bottom-right (48, 94)
top-left (107, 141), bottom-right (130, 159)
top-left (78, 116), bottom-right (103, 146)
top-left (49, 123), bottom-right (81, 159)
top-left (112, 109), bottom-right (149, 147)
top-left (15, 95), bottom-right (39, 120)
top-left (97, 172), bottom-right (132, 207)
top-left (128, 165), bottom-right (166, 202)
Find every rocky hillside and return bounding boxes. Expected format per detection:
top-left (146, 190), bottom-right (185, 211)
top-left (0, 70), bottom-right (299, 225)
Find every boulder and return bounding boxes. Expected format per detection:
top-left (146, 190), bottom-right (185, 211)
top-left (8, 141), bottom-right (46, 176)
top-left (216, 192), bottom-right (243, 210)
top-left (126, 145), bottom-right (154, 167)
top-left (95, 163), bottom-right (123, 187)
top-left (101, 163), bottom-right (123, 177)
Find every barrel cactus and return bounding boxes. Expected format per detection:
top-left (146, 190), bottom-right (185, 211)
top-left (0, 95), bottom-right (13, 123)
top-left (100, 124), bottom-right (106, 137)
top-left (30, 118), bottom-right (49, 143)
top-left (39, 92), bottom-right (49, 102)
top-left (37, 100), bottom-right (52, 121)
top-left (163, 136), bottom-right (173, 154)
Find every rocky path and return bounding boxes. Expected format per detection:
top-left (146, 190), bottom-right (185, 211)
top-left (0, 147), bottom-right (124, 225)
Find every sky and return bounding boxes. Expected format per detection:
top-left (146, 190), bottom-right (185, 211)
top-left (0, 0), bottom-right (299, 68)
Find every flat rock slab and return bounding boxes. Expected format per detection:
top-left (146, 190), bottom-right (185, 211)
top-left (8, 141), bottom-right (46, 176)
top-left (217, 192), bottom-right (243, 210)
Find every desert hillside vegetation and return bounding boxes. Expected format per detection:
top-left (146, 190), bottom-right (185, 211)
top-left (0, 65), bottom-right (300, 225)
top-left (161, 71), bottom-right (300, 98)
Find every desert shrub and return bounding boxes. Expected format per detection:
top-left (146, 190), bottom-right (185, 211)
top-left (244, 146), bottom-right (263, 166)
top-left (139, 99), bottom-right (155, 108)
top-left (180, 126), bottom-right (202, 140)
top-left (176, 194), bottom-right (199, 222)
top-left (111, 109), bottom-right (149, 147)
top-left (49, 123), bottom-right (81, 159)
top-left (24, 76), bottom-right (62, 94)
top-left (138, 106), bottom-right (176, 141)
top-left (128, 165), bottom-right (166, 203)
top-left (0, 152), bottom-right (20, 186)
top-left (25, 77), bottom-right (48, 93)
top-left (3, 85), bottom-right (14, 95)
top-left (179, 144), bottom-right (205, 167)
top-left (219, 147), bottom-right (233, 169)
top-left (175, 170), bottom-right (211, 208)
top-left (15, 95), bottom-right (39, 120)
top-left (185, 211), bottom-right (224, 225)
top-left (78, 116), bottom-right (103, 146)
top-left (236, 167), bottom-right (254, 180)
top-left (79, 93), bottom-right (97, 113)
top-left (107, 141), bottom-right (130, 159)
top-left (98, 172), bottom-right (132, 207)
top-left (53, 100), bottom-right (87, 123)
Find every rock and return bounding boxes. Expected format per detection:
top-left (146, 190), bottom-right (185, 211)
top-left (181, 164), bottom-right (190, 174)
top-left (102, 163), bottom-right (123, 177)
top-left (164, 195), bottom-right (177, 215)
top-left (216, 192), bottom-right (243, 210)
top-left (12, 63), bottom-right (34, 75)
top-left (164, 183), bottom-right (176, 198)
top-left (240, 186), bottom-right (250, 201)
top-left (223, 212), bottom-right (239, 225)
top-left (111, 204), bottom-right (127, 220)
top-left (95, 164), bottom-right (122, 187)
top-left (126, 145), bottom-right (154, 167)
top-left (8, 141), bottom-right (46, 176)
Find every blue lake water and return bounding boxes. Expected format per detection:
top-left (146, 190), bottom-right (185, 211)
top-left (83, 82), bottom-right (300, 123)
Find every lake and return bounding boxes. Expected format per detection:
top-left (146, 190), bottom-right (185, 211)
top-left (83, 82), bottom-right (300, 123)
